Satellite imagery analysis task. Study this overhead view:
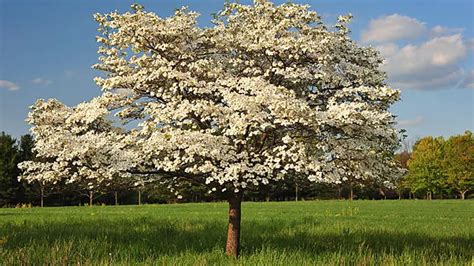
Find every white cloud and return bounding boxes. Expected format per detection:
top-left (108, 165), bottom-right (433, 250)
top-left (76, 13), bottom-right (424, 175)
top-left (398, 116), bottom-right (424, 127)
top-left (375, 43), bottom-right (399, 58)
top-left (430, 25), bottom-right (464, 37)
top-left (32, 78), bottom-right (52, 86)
top-left (361, 14), bottom-right (426, 43)
top-left (382, 34), bottom-right (467, 90)
top-left (461, 70), bottom-right (474, 89)
top-left (366, 14), bottom-right (471, 91)
top-left (467, 38), bottom-right (474, 52)
top-left (0, 80), bottom-right (19, 91)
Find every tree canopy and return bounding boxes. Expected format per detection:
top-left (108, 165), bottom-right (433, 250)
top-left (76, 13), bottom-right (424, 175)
top-left (404, 137), bottom-right (445, 199)
top-left (20, 0), bottom-right (401, 198)
top-left (443, 131), bottom-right (474, 199)
top-left (401, 131), bottom-right (474, 199)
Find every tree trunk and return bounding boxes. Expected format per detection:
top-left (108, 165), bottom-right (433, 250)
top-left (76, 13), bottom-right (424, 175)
top-left (349, 185), bottom-right (354, 201)
top-left (114, 191), bottom-right (118, 205)
top-left (225, 193), bottom-right (242, 258)
top-left (379, 188), bottom-right (386, 199)
top-left (40, 186), bottom-right (44, 208)
top-left (88, 191), bottom-right (93, 206)
top-left (427, 191), bottom-right (432, 200)
top-left (138, 190), bottom-right (142, 205)
top-left (295, 182), bottom-right (299, 202)
top-left (337, 185), bottom-right (342, 199)
top-left (461, 190), bottom-right (467, 200)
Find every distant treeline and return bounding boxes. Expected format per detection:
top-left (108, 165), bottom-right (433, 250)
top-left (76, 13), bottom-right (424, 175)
top-left (0, 131), bottom-right (472, 207)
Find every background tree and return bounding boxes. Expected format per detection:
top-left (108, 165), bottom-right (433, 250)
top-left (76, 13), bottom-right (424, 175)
top-left (16, 134), bottom-right (40, 204)
top-left (443, 131), bottom-right (473, 199)
top-left (18, 134), bottom-right (35, 162)
top-left (0, 132), bottom-right (20, 206)
top-left (395, 151), bottom-right (411, 169)
top-left (405, 137), bottom-right (445, 199)
top-left (19, 0), bottom-right (401, 257)
top-left (394, 150), bottom-right (410, 198)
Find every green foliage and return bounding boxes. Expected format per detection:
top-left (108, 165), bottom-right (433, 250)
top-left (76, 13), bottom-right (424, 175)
top-left (18, 134), bottom-right (35, 162)
top-left (443, 131), bottom-right (474, 198)
top-left (0, 132), bottom-right (20, 206)
top-left (0, 201), bottom-right (472, 264)
top-left (17, 134), bottom-right (41, 204)
top-left (0, 133), bottom-right (38, 206)
top-left (405, 137), bottom-right (446, 197)
top-left (403, 132), bottom-right (474, 199)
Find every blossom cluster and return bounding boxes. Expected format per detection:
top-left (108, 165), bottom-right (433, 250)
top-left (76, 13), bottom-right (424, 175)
top-left (19, 0), bottom-right (402, 195)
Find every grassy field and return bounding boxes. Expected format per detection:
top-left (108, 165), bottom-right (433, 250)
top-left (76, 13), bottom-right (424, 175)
top-left (0, 200), bottom-right (472, 265)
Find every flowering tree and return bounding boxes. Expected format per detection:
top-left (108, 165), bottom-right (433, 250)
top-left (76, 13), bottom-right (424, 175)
top-left (19, 0), bottom-right (401, 257)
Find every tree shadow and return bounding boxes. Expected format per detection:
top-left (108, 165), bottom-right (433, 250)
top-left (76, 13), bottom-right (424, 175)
top-left (242, 219), bottom-right (473, 260)
top-left (2, 217), bottom-right (472, 261)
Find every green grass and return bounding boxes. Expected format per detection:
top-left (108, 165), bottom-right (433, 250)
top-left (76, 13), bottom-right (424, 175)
top-left (0, 200), bottom-right (473, 265)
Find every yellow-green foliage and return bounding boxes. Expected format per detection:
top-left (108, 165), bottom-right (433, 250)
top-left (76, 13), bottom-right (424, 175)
top-left (404, 131), bottom-right (474, 198)
top-left (443, 131), bottom-right (474, 198)
top-left (405, 136), bottom-right (445, 195)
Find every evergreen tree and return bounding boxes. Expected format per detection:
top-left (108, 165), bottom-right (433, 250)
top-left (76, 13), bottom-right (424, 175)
top-left (17, 134), bottom-right (37, 204)
top-left (0, 132), bottom-right (20, 206)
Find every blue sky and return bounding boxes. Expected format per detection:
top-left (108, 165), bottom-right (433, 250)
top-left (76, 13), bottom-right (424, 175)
top-left (1, 0), bottom-right (473, 142)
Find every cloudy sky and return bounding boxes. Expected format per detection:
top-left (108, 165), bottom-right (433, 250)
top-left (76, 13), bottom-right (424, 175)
top-left (1, 0), bottom-right (473, 141)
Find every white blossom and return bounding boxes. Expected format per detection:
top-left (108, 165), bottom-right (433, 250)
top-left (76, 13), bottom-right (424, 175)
top-left (19, 0), bottom-right (402, 197)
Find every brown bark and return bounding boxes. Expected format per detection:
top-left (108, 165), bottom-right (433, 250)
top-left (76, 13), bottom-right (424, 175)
top-left (114, 191), bottom-right (118, 205)
top-left (225, 193), bottom-right (242, 258)
top-left (379, 188), bottom-right (386, 199)
top-left (295, 182), bottom-right (299, 202)
top-left (88, 191), bottom-right (93, 206)
top-left (40, 186), bottom-right (44, 208)
top-left (138, 190), bottom-right (142, 205)
top-left (349, 185), bottom-right (354, 201)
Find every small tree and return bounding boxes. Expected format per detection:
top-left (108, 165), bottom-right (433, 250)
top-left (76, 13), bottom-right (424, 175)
top-left (405, 137), bottom-right (445, 199)
top-left (443, 131), bottom-right (474, 199)
top-left (19, 1), bottom-right (401, 257)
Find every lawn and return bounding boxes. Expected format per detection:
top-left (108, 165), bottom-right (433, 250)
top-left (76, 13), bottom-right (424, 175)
top-left (0, 200), bottom-right (472, 265)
